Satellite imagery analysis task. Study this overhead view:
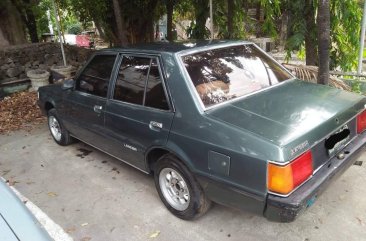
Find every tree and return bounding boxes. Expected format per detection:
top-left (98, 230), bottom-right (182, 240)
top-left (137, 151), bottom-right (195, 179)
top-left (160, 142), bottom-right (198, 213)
top-left (165, 0), bottom-right (175, 41)
top-left (189, 0), bottom-right (209, 39)
top-left (11, 0), bottom-right (40, 43)
top-left (304, 0), bottom-right (317, 66)
top-left (317, 0), bottom-right (330, 85)
top-left (0, 0), bottom-right (28, 46)
top-left (286, 0), bottom-right (361, 72)
top-left (112, 0), bottom-right (127, 46)
top-left (227, 0), bottom-right (234, 38)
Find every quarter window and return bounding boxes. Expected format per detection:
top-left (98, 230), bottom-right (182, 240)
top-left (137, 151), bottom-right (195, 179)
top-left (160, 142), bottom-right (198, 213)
top-left (76, 54), bottom-right (117, 97)
top-left (145, 59), bottom-right (169, 110)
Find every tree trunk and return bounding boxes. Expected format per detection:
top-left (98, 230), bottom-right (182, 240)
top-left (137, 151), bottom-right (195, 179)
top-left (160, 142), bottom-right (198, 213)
top-left (278, 10), bottom-right (288, 51)
top-left (112, 0), bottom-right (127, 46)
top-left (193, 0), bottom-right (209, 39)
top-left (256, 2), bottom-right (261, 21)
top-left (93, 19), bottom-right (106, 40)
top-left (0, 0), bottom-right (27, 46)
top-left (305, 0), bottom-right (317, 66)
top-left (317, 0), bottom-right (330, 85)
top-left (55, 0), bottom-right (66, 44)
top-left (166, 0), bottom-right (174, 41)
top-left (24, 7), bottom-right (39, 42)
top-left (10, 0), bottom-right (39, 43)
top-left (146, 0), bottom-right (158, 42)
top-left (227, 0), bottom-right (234, 39)
top-left (255, 2), bottom-right (262, 37)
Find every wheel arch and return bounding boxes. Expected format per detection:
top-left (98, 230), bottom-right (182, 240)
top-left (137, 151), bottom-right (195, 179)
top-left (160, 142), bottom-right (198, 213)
top-left (145, 144), bottom-right (195, 174)
top-left (44, 99), bottom-right (56, 113)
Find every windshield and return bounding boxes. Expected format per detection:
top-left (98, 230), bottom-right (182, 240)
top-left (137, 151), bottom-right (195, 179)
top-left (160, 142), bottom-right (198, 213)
top-left (181, 44), bottom-right (292, 108)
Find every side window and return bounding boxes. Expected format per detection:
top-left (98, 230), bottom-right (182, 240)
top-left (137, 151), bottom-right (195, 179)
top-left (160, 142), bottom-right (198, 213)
top-left (114, 56), bottom-right (170, 110)
top-left (114, 56), bottom-right (150, 105)
top-left (145, 59), bottom-right (169, 110)
top-left (76, 54), bottom-right (117, 97)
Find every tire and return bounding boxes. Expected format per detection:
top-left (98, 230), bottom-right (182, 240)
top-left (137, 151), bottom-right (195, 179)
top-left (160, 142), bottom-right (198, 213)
top-left (154, 154), bottom-right (211, 220)
top-left (47, 108), bottom-right (73, 146)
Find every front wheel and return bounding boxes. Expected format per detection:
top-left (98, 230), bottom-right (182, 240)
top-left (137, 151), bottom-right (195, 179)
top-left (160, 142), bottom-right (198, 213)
top-left (154, 154), bottom-right (211, 220)
top-left (47, 109), bottom-right (73, 146)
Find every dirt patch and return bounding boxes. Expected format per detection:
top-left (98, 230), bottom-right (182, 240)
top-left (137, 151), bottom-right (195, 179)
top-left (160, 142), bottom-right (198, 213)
top-left (0, 91), bottom-right (46, 134)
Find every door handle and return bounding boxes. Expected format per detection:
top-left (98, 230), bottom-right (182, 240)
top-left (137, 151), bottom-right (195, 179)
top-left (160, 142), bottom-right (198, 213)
top-left (149, 121), bottom-right (163, 131)
top-left (93, 105), bottom-right (102, 113)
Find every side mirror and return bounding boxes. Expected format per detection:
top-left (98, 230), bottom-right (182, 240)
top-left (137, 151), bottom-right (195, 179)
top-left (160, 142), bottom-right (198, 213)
top-left (62, 79), bottom-right (75, 90)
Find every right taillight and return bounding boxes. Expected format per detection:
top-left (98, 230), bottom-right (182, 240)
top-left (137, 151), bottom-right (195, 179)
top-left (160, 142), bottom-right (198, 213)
top-left (357, 109), bottom-right (366, 134)
top-left (267, 150), bottom-right (313, 195)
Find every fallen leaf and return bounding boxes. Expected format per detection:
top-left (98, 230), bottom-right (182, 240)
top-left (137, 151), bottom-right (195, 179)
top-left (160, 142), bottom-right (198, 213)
top-left (47, 192), bottom-right (57, 197)
top-left (81, 223), bottom-right (88, 227)
top-left (356, 217), bottom-right (363, 225)
top-left (149, 230), bottom-right (160, 238)
top-left (65, 227), bottom-right (76, 233)
top-left (6, 178), bottom-right (19, 186)
top-left (80, 237), bottom-right (92, 241)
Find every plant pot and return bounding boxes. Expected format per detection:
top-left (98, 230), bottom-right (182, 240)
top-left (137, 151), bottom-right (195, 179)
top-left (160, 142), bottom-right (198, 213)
top-left (26, 69), bottom-right (50, 91)
top-left (51, 65), bottom-right (73, 82)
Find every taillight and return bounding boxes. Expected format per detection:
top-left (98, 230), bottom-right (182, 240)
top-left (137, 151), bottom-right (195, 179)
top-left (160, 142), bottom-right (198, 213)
top-left (268, 151), bottom-right (313, 195)
top-left (357, 109), bottom-right (366, 134)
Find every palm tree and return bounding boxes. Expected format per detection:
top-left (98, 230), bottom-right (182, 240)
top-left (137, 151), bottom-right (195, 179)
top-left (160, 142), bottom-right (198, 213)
top-left (317, 0), bottom-right (330, 85)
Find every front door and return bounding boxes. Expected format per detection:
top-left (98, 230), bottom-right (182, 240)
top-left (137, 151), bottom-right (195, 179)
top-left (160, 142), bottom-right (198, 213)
top-left (60, 53), bottom-right (118, 147)
top-left (104, 55), bottom-right (174, 171)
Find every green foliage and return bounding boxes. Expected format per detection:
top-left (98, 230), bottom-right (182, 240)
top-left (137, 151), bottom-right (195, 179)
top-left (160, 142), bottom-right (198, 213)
top-left (285, 0), bottom-right (307, 60)
top-left (186, 0), bottom-right (210, 39)
top-left (186, 21), bottom-right (210, 39)
top-left (35, 0), bottom-right (53, 36)
top-left (285, 0), bottom-right (362, 72)
top-left (351, 80), bottom-right (362, 94)
top-left (213, 0), bottom-right (246, 39)
top-left (260, 0), bottom-right (281, 37)
top-left (67, 23), bottom-right (82, 34)
top-left (330, 0), bottom-right (362, 71)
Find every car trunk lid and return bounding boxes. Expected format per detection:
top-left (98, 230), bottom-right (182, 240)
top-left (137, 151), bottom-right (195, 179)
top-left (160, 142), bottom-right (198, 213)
top-left (207, 79), bottom-right (366, 167)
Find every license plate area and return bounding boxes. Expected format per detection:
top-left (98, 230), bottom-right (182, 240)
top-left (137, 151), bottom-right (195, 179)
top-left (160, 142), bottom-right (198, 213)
top-left (324, 125), bottom-right (350, 156)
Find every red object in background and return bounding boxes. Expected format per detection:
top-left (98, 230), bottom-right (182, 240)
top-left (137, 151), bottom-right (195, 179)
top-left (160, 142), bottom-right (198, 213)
top-left (76, 35), bottom-right (90, 47)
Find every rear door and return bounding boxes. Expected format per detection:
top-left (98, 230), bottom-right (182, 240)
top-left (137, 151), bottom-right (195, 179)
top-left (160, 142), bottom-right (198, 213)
top-left (104, 54), bottom-right (174, 171)
top-left (61, 53), bottom-right (118, 146)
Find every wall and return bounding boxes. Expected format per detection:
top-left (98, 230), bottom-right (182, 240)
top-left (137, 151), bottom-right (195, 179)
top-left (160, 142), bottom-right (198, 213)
top-left (0, 42), bottom-right (94, 84)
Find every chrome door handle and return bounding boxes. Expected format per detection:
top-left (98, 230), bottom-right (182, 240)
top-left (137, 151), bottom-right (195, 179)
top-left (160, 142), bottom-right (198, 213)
top-left (149, 121), bottom-right (163, 131)
top-left (93, 105), bottom-right (102, 113)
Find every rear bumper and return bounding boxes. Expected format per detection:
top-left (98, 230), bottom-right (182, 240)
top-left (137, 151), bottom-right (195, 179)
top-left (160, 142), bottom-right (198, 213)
top-left (264, 132), bottom-right (366, 222)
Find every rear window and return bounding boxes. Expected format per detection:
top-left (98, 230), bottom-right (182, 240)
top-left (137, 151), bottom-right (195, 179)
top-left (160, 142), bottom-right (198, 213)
top-left (181, 44), bottom-right (292, 108)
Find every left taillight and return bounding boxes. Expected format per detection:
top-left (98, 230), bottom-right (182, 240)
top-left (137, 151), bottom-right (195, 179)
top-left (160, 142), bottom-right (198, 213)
top-left (357, 109), bottom-right (366, 134)
top-left (267, 150), bottom-right (313, 195)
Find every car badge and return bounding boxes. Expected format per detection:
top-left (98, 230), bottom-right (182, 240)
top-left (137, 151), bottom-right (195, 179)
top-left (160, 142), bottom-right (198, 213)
top-left (291, 140), bottom-right (309, 156)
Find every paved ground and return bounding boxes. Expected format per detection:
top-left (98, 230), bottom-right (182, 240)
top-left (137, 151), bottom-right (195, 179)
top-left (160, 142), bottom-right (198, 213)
top-left (1, 123), bottom-right (366, 241)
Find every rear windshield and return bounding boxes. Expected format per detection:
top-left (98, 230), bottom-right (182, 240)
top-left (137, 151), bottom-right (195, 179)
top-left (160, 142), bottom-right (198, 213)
top-left (181, 44), bottom-right (292, 108)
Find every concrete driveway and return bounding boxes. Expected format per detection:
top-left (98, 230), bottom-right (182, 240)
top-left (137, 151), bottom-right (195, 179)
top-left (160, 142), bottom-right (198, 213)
top-left (1, 123), bottom-right (366, 241)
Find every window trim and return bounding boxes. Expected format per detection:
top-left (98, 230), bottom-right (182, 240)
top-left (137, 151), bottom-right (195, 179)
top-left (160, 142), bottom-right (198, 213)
top-left (74, 52), bottom-right (119, 99)
top-left (109, 53), bottom-right (173, 112)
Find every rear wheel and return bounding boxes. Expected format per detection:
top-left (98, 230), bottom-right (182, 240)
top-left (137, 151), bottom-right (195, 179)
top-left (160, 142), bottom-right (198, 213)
top-left (47, 109), bottom-right (73, 146)
top-left (154, 154), bottom-right (211, 220)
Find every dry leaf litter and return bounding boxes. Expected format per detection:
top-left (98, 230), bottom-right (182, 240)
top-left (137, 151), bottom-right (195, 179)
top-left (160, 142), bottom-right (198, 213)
top-left (0, 91), bottom-right (46, 134)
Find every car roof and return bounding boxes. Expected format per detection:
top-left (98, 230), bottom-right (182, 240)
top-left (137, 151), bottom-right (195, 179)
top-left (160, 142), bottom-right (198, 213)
top-left (102, 40), bottom-right (252, 55)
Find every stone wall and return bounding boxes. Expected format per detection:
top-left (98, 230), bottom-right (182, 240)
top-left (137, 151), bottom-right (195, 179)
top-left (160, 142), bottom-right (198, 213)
top-left (0, 43), bottom-right (95, 84)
